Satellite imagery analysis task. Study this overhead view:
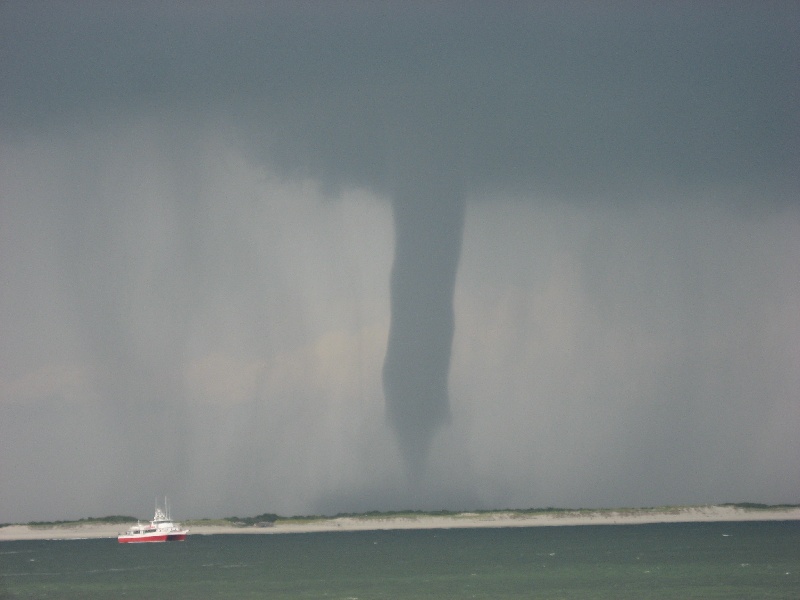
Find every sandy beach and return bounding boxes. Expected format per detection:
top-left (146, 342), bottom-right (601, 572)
top-left (1, 505), bottom-right (798, 542)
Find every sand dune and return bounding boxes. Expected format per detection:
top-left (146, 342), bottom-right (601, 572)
top-left (2, 505), bottom-right (798, 542)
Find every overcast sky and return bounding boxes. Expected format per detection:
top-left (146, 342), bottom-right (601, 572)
top-left (1, 1), bottom-right (798, 523)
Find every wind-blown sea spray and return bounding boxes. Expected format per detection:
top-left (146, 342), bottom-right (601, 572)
top-left (383, 181), bottom-right (465, 475)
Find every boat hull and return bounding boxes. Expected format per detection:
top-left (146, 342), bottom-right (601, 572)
top-left (118, 531), bottom-right (187, 543)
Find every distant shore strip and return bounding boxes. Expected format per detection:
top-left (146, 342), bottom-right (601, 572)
top-left (2, 504), bottom-right (799, 542)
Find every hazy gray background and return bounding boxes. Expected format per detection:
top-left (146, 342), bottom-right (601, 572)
top-left (1, 1), bottom-right (798, 522)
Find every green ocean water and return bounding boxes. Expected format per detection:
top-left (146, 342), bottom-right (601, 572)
top-left (1, 521), bottom-right (798, 599)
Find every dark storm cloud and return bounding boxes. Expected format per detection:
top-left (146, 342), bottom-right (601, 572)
top-left (3, 1), bottom-right (797, 195)
top-left (1, 2), bottom-right (798, 521)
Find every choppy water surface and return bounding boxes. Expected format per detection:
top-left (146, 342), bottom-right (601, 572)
top-left (2, 521), bottom-right (798, 599)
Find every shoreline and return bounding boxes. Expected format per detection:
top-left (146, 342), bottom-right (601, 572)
top-left (2, 505), bottom-right (799, 541)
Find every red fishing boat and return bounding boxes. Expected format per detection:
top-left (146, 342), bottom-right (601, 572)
top-left (118, 501), bottom-right (188, 543)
